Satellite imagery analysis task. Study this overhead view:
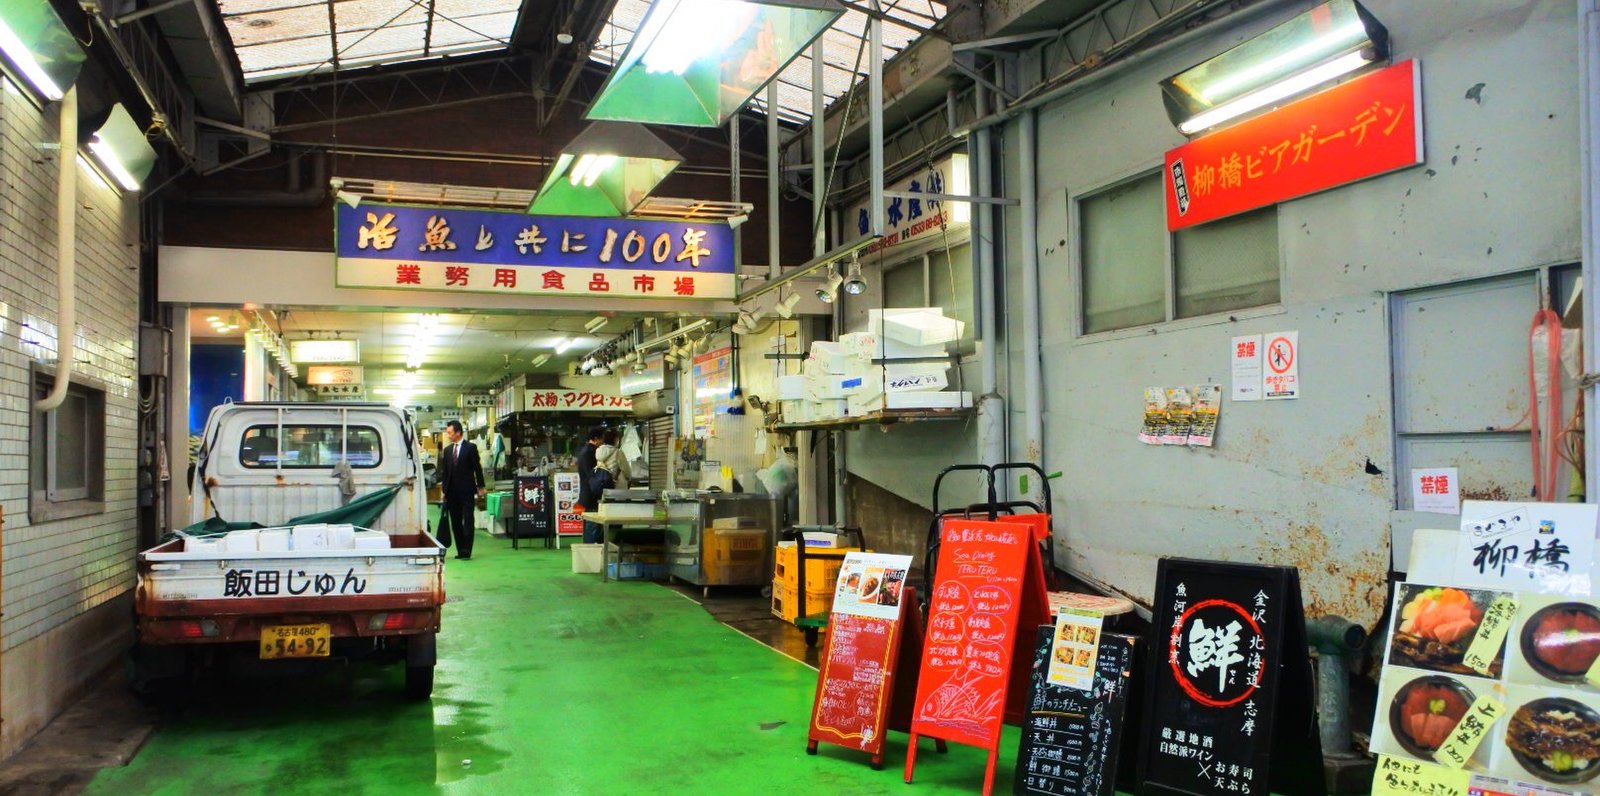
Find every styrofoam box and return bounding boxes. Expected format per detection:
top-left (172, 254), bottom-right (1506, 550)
top-left (354, 531), bottom-right (391, 550)
top-left (883, 310), bottom-right (965, 347)
top-left (292, 524), bottom-right (330, 551)
top-left (885, 391), bottom-right (973, 409)
top-left (808, 341), bottom-right (855, 374)
top-left (777, 374), bottom-right (807, 400)
top-left (223, 530), bottom-right (260, 553)
top-left (805, 399), bottom-right (848, 421)
top-left (712, 516), bottom-right (762, 530)
top-left (808, 373), bottom-right (869, 401)
top-left (257, 528), bottom-right (291, 553)
top-left (326, 524), bottom-right (357, 550)
top-left (571, 543), bottom-right (604, 574)
top-left (780, 399), bottom-right (805, 420)
top-left (884, 363), bottom-right (950, 392)
top-left (838, 331), bottom-right (879, 360)
top-left (185, 537), bottom-right (224, 554)
top-left (601, 501), bottom-right (659, 519)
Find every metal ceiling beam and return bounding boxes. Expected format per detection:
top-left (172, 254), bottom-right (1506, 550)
top-left (267, 54), bottom-right (538, 133)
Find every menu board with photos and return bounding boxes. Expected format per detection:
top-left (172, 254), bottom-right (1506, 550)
top-left (1372, 582), bottom-right (1600, 791)
top-left (1013, 627), bottom-right (1138, 796)
top-left (806, 581), bottom-right (925, 768)
top-left (1136, 559), bottom-right (1323, 796)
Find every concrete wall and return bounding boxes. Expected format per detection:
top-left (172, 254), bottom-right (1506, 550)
top-left (996, 0), bottom-right (1580, 627)
top-left (0, 81), bottom-right (141, 755)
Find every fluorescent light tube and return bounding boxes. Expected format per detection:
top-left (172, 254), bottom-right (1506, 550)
top-left (88, 136), bottom-right (142, 191)
top-left (1180, 50), bottom-right (1372, 135)
top-left (0, 18), bottom-right (62, 100)
top-left (1198, 21), bottom-right (1368, 101)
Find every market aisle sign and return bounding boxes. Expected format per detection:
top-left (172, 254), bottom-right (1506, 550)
top-left (524, 389), bottom-right (633, 412)
top-left (850, 153), bottom-right (970, 256)
top-left (335, 201), bottom-right (736, 300)
top-left (1165, 59), bottom-right (1423, 231)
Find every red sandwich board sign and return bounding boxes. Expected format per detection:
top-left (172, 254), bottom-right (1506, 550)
top-left (1165, 59), bottom-right (1424, 231)
top-left (807, 550), bottom-right (932, 769)
top-left (906, 517), bottom-right (1053, 796)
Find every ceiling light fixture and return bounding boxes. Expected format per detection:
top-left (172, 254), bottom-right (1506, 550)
top-left (1161, 0), bottom-right (1388, 135)
top-left (584, 316), bottom-right (609, 333)
top-left (553, 338), bottom-right (575, 354)
top-left (0, 3), bottom-right (84, 102)
top-left (407, 314), bottom-right (440, 370)
top-left (775, 292), bottom-right (801, 319)
top-left (842, 258), bottom-right (867, 296)
top-left (532, 353), bottom-right (551, 367)
top-left (86, 104), bottom-right (157, 191)
top-left (815, 272), bottom-right (843, 304)
top-left (585, 0), bottom-right (844, 128)
top-left (529, 122), bottom-right (682, 217)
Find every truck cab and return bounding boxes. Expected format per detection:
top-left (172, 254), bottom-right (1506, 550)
top-left (136, 402), bottom-right (444, 699)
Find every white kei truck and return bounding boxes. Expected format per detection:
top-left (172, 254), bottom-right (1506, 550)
top-left (135, 402), bottom-right (444, 699)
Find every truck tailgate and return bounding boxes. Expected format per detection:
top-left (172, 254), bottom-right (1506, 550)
top-left (138, 535), bottom-right (444, 614)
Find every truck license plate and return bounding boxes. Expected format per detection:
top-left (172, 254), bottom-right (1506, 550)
top-left (260, 624), bottom-right (330, 659)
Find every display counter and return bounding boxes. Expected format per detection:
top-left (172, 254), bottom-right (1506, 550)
top-left (663, 493), bottom-right (780, 595)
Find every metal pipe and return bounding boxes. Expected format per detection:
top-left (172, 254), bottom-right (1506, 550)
top-left (1307, 616), bottom-right (1368, 757)
top-left (768, 81), bottom-right (781, 280)
top-left (731, 114), bottom-right (742, 270)
top-left (1019, 108), bottom-right (1043, 498)
top-left (813, 40), bottom-right (826, 256)
top-left (38, 87), bottom-right (78, 412)
top-left (956, 0), bottom-right (1289, 135)
top-left (1582, 0), bottom-right (1600, 501)
top-left (974, 83), bottom-right (1004, 468)
top-left (868, 4), bottom-right (885, 236)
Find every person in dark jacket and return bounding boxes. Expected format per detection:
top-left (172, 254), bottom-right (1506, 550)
top-left (577, 426), bottom-right (605, 543)
top-left (437, 420), bottom-right (486, 559)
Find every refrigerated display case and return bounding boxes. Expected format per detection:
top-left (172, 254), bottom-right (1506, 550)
top-left (663, 493), bottom-right (781, 596)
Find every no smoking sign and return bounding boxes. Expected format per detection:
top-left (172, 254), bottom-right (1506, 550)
top-left (1263, 331), bottom-right (1298, 400)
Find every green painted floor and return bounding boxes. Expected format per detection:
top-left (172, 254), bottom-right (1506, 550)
top-left (84, 534), bottom-right (1023, 796)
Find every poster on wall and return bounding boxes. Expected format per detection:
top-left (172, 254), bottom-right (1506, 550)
top-left (1263, 331), bottom-right (1299, 400)
top-left (1231, 335), bottom-right (1263, 402)
top-left (1452, 501), bottom-right (1596, 597)
top-left (691, 345), bottom-right (733, 438)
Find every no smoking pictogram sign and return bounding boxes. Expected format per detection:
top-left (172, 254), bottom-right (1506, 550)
top-left (1267, 336), bottom-right (1294, 374)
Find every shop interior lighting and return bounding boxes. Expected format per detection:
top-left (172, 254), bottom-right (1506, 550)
top-left (585, 316), bottom-right (609, 333)
top-left (0, 1), bottom-right (84, 102)
top-left (727, 213), bottom-right (749, 230)
top-left (531, 353), bottom-right (551, 367)
top-left (815, 271), bottom-right (843, 304)
top-left (584, 0), bottom-right (844, 128)
top-left (842, 258), bottom-right (866, 296)
top-left (528, 122), bottom-right (682, 217)
top-left (406, 315), bottom-right (441, 370)
top-left (86, 104), bottom-right (158, 191)
top-left (1160, 0), bottom-right (1387, 135)
top-left (775, 292), bottom-right (801, 319)
top-left (553, 338), bottom-right (576, 354)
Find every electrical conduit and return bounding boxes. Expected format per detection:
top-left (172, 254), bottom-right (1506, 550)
top-left (36, 86), bottom-right (77, 412)
top-left (1019, 109), bottom-right (1044, 499)
top-left (975, 83), bottom-right (1005, 468)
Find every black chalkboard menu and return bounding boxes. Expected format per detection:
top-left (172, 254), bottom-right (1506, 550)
top-left (1135, 558), bottom-right (1323, 796)
top-left (1013, 627), bottom-right (1138, 796)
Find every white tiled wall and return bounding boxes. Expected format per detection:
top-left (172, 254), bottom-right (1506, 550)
top-left (0, 79), bottom-right (140, 653)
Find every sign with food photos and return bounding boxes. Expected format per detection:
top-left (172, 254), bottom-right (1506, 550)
top-left (1371, 582), bottom-right (1600, 791)
top-left (1135, 559), bottom-right (1323, 796)
top-left (1013, 627), bottom-right (1138, 796)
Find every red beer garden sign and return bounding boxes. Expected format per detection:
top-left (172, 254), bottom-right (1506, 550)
top-left (1165, 59), bottom-right (1424, 231)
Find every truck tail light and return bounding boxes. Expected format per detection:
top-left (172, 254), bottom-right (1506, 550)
top-left (179, 620), bottom-right (219, 638)
top-left (368, 613), bottom-right (409, 630)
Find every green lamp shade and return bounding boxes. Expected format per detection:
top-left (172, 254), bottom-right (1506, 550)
top-left (529, 122), bottom-right (682, 217)
top-left (89, 104), bottom-right (157, 190)
top-left (0, 0), bottom-right (86, 100)
top-left (586, 0), bottom-right (843, 128)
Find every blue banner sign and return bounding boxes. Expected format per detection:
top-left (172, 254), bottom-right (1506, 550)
top-left (334, 202), bottom-right (735, 300)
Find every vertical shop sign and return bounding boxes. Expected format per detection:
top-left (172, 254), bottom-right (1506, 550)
top-left (1452, 501), bottom-right (1596, 596)
top-left (1263, 332), bottom-right (1299, 400)
top-left (1164, 60), bottom-right (1424, 231)
top-left (553, 472), bottom-right (583, 536)
top-left (1136, 559), bottom-right (1323, 796)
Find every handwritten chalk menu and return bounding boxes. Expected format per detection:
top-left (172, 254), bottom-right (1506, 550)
top-left (911, 518), bottom-right (1034, 750)
top-left (807, 578), bottom-right (925, 768)
top-left (1014, 627), bottom-right (1138, 796)
top-left (1136, 558), bottom-right (1323, 796)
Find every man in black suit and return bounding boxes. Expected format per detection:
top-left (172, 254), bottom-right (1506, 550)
top-left (577, 425), bottom-right (605, 543)
top-left (437, 420), bottom-right (486, 559)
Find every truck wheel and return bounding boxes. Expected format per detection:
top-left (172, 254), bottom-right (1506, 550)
top-left (405, 664), bottom-right (434, 700)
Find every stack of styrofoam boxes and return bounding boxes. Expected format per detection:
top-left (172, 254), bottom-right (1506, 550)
top-left (184, 523), bottom-right (389, 554)
top-left (842, 308), bottom-right (973, 416)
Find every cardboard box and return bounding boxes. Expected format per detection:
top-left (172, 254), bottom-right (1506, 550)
top-left (883, 309), bottom-right (965, 347)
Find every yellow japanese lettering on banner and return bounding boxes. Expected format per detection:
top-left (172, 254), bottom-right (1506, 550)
top-left (1372, 755), bottom-right (1468, 796)
top-left (1433, 694), bottom-right (1504, 769)
top-left (1587, 650), bottom-right (1600, 687)
top-left (1462, 596), bottom-right (1516, 676)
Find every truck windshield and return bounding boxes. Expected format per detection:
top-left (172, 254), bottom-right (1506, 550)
top-left (240, 425), bottom-right (383, 469)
